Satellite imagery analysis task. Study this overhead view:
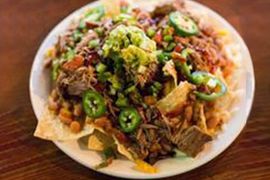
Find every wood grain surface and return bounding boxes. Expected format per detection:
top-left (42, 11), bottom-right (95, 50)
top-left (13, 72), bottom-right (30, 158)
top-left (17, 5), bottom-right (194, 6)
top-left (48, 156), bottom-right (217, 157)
top-left (0, 0), bottom-right (270, 179)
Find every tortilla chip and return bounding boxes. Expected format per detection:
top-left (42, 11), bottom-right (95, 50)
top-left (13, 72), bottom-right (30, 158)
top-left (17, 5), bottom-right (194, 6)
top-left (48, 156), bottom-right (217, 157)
top-left (156, 81), bottom-right (195, 116)
top-left (87, 125), bottom-right (135, 161)
top-left (35, 107), bottom-right (136, 161)
top-left (34, 108), bottom-right (94, 141)
top-left (88, 135), bottom-right (104, 151)
top-left (88, 129), bottom-right (115, 151)
top-left (114, 138), bottom-right (134, 161)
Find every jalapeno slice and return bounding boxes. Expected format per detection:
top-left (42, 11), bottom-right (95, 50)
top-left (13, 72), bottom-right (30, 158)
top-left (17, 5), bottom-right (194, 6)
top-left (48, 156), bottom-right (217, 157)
top-left (169, 11), bottom-right (199, 37)
top-left (172, 48), bottom-right (194, 78)
top-left (119, 108), bottom-right (141, 133)
top-left (180, 48), bottom-right (194, 78)
top-left (191, 71), bottom-right (227, 101)
top-left (83, 90), bottom-right (106, 118)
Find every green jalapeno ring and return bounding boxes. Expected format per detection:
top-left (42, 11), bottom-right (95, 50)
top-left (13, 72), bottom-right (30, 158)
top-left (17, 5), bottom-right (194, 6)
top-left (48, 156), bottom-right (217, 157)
top-left (191, 71), bottom-right (227, 101)
top-left (169, 11), bottom-right (199, 37)
top-left (173, 48), bottom-right (227, 101)
top-left (119, 108), bottom-right (141, 133)
top-left (179, 48), bottom-right (194, 78)
top-left (83, 90), bottom-right (107, 118)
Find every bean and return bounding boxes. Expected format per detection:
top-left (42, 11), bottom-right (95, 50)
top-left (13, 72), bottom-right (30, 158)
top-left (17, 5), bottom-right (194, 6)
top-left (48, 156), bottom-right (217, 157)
top-left (70, 121), bottom-right (81, 133)
top-left (59, 108), bottom-right (72, 125)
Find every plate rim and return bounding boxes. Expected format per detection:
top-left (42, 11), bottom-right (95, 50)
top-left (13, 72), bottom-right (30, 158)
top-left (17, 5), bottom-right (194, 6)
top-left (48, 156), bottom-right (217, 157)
top-left (29, 0), bottom-right (255, 179)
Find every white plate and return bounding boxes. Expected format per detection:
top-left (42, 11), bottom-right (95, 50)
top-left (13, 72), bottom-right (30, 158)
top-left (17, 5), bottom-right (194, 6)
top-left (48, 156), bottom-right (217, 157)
top-left (29, 0), bottom-right (255, 179)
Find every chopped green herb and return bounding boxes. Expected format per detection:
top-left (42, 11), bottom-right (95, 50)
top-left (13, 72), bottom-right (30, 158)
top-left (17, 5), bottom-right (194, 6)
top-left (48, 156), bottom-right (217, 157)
top-left (96, 63), bottom-right (107, 73)
top-left (116, 93), bottom-right (129, 107)
top-left (109, 75), bottom-right (122, 90)
top-left (88, 39), bottom-right (100, 49)
top-left (163, 35), bottom-right (173, 42)
top-left (72, 30), bottom-right (83, 42)
top-left (157, 52), bottom-right (171, 63)
top-left (94, 27), bottom-right (105, 36)
top-left (125, 85), bottom-right (136, 94)
top-left (97, 72), bottom-right (112, 83)
top-left (113, 13), bottom-right (135, 24)
top-left (165, 42), bottom-right (176, 52)
top-left (147, 28), bottom-right (156, 38)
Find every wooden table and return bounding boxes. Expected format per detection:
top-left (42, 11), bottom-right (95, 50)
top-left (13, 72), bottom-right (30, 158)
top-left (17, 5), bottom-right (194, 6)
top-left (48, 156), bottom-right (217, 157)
top-left (0, 0), bottom-right (269, 179)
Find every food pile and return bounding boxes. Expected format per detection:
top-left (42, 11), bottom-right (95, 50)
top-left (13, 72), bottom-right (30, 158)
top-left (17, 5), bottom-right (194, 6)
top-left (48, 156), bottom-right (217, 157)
top-left (35, 0), bottom-right (236, 171)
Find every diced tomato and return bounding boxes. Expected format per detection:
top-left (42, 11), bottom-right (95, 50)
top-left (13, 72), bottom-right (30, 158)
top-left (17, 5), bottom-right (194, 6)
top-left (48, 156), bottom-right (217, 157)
top-left (210, 65), bottom-right (217, 74)
top-left (174, 44), bottom-right (183, 52)
top-left (59, 108), bottom-right (73, 124)
top-left (153, 31), bottom-right (162, 44)
top-left (174, 36), bottom-right (189, 44)
top-left (63, 55), bottom-right (84, 71)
